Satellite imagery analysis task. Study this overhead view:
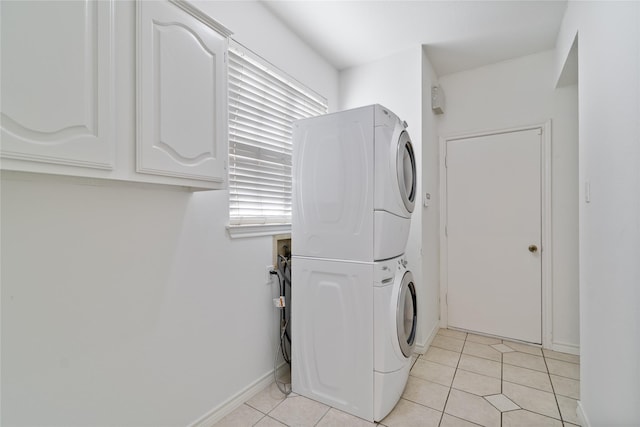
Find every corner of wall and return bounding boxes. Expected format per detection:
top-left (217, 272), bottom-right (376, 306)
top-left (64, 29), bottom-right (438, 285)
top-left (554, 3), bottom-right (579, 87)
top-left (577, 400), bottom-right (592, 427)
top-left (415, 318), bottom-right (439, 355)
top-left (419, 46), bottom-right (443, 346)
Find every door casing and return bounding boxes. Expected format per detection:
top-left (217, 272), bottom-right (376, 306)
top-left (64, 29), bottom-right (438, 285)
top-left (438, 121), bottom-right (552, 348)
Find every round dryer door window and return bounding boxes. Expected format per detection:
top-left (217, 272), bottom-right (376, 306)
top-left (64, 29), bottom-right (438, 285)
top-left (396, 270), bottom-right (417, 357)
top-left (397, 131), bottom-right (416, 213)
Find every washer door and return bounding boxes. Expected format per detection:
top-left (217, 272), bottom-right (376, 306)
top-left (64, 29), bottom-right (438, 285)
top-left (396, 270), bottom-right (417, 357)
top-left (396, 131), bottom-right (416, 213)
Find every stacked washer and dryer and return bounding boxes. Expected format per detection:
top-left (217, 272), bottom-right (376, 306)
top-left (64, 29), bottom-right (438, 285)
top-left (291, 105), bottom-right (418, 422)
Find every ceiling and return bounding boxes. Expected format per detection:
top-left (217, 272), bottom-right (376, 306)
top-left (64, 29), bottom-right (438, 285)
top-left (261, 0), bottom-right (568, 76)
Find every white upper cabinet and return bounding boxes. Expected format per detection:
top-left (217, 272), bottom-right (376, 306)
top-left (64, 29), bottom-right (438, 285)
top-left (0, 1), bottom-right (114, 169)
top-left (137, 0), bottom-right (230, 185)
top-left (1, 0), bottom-right (231, 191)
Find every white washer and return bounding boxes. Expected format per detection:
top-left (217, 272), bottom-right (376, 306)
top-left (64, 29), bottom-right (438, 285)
top-left (373, 254), bottom-right (417, 421)
top-left (291, 257), bottom-right (375, 420)
top-left (291, 254), bottom-right (417, 422)
top-left (292, 104), bottom-right (416, 262)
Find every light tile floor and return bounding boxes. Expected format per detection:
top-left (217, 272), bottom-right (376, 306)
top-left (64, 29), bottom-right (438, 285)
top-left (215, 328), bottom-right (581, 427)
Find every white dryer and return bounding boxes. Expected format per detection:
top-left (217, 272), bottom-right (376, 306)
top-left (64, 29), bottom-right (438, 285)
top-left (373, 109), bottom-right (416, 261)
top-left (292, 104), bottom-right (416, 262)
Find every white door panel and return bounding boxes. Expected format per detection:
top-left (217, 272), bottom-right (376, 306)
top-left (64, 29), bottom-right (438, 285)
top-left (0, 1), bottom-right (114, 169)
top-left (293, 108), bottom-right (374, 261)
top-left (137, 0), bottom-right (227, 182)
top-left (292, 257), bottom-right (374, 420)
top-left (447, 129), bottom-right (542, 343)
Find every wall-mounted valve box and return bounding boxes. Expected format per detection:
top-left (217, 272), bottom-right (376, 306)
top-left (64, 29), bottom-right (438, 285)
top-left (273, 234), bottom-right (292, 267)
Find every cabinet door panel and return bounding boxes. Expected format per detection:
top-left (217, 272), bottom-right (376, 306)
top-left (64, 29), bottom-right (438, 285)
top-left (137, 1), bottom-right (228, 183)
top-left (0, 0), bottom-right (114, 169)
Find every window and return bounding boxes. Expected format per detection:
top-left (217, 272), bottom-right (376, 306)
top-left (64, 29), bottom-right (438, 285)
top-left (227, 41), bottom-right (328, 235)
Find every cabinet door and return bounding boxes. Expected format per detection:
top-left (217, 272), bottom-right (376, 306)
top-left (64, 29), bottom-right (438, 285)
top-left (0, 1), bottom-right (114, 169)
top-left (137, 0), bottom-right (229, 184)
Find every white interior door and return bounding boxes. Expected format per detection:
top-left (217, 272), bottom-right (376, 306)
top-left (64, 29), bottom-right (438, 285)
top-left (446, 128), bottom-right (542, 344)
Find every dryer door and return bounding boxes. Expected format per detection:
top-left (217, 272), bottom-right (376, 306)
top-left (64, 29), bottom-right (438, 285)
top-left (396, 270), bottom-right (417, 357)
top-left (396, 131), bottom-right (416, 213)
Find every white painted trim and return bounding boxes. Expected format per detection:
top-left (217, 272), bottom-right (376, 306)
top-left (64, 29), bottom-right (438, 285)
top-left (541, 120), bottom-right (553, 350)
top-left (439, 122), bottom-right (553, 348)
top-left (188, 365), bottom-right (287, 427)
top-left (577, 400), bottom-right (591, 427)
top-left (551, 340), bottom-right (580, 356)
top-left (0, 170), bottom-right (190, 193)
top-left (169, 0), bottom-right (233, 37)
top-left (442, 123), bottom-right (548, 143)
top-left (413, 343), bottom-right (428, 355)
top-left (448, 326), bottom-right (539, 348)
top-left (415, 318), bottom-right (440, 355)
top-left (0, 151), bottom-right (114, 170)
top-left (438, 135), bottom-right (449, 329)
top-left (227, 223), bottom-right (292, 239)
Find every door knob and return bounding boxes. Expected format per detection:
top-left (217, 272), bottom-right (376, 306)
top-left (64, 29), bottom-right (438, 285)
top-left (528, 245), bottom-right (538, 253)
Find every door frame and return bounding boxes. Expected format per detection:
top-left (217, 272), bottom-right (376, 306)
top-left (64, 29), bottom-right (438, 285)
top-left (439, 121), bottom-right (552, 348)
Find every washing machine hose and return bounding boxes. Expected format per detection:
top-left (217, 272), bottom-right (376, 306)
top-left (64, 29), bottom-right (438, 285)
top-left (273, 252), bottom-right (292, 395)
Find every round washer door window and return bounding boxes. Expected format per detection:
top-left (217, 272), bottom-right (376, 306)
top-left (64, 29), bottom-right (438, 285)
top-left (396, 131), bottom-right (416, 213)
top-left (396, 270), bottom-right (417, 357)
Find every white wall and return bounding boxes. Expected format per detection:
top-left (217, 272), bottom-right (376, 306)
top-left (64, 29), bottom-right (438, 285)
top-left (556, 2), bottom-right (640, 425)
top-left (437, 50), bottom-right (580, 352)
top-left (0, 1), bottom-right (338, 426)
top-left (339, 47), bottom-right (441, 348)
top-left (193, 1), bottom-right (338, 112)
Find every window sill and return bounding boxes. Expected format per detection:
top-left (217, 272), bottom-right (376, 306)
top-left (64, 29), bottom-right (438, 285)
top-left (226, 223), bottom-right (291, 239)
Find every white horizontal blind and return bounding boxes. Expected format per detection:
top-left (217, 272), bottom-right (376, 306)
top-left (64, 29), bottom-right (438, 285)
top-left (228, 42), bottom-right (327, 225)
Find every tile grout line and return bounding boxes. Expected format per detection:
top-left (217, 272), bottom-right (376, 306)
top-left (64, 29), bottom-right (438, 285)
top-left (500, 345), bottom-right (504, 395)
top-left (436, 330), bottom-right (467, 427)
top-left (544, 360), bottom-right (581, 381)
top-left (496, 339), bottom-right (570, 426)
top-left (311, 405), bottom-right (331, 427)
top-left (542, 351), bottom-right (565, 425)
top-left (252, 412), bottom-right (268, 427)
top-left (233, 336), bottom-right (575, 427)
top-left (500, 345), bottom-right (504, 427)
top-left (262, 387), bottom-right (288, 423)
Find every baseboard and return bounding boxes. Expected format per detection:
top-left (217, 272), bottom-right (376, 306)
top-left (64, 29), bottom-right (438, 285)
top-left (551, 340), bottom-right (580, 355)
top-left (577, 400), bottom-right (590, 427)
top-left (415, 321), bottom-right (440, 355)
top-left (188, 363), bottom-right (288, 427)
